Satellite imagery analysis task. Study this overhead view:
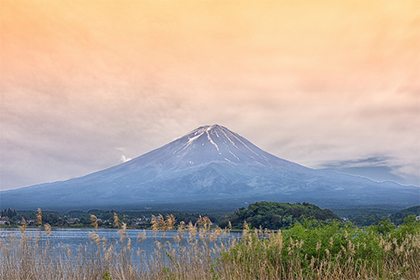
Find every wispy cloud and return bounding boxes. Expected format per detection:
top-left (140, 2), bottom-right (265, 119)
top-left (318, 157), bottom-right (419, 186)
top-left (319, 157), bottom-right (393, 169)
top-left (0, 0), bottom-right (418, 190)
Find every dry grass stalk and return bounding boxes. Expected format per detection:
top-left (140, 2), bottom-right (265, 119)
top-left (91, 214), bottom-right (98, 230)
top-left (36, 208), bottom-right (42, 228)
top-left (44, 223), bottom-right (52, 235)
top-left (113, 212), bottom-right (119, 228)
top-left (19, 217), bottom-right (27, 234)
top-left (1, 215), bottom-right (419, 280)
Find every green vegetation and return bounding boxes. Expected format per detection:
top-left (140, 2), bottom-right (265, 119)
top-left (221, 216), bottom-right (420, 279)
top-left (332, 205), bottom-right (420, 227)
top-left (0, 208), bottom-right (17, 218)
top-left (2, 204), bottom-right (419, 230)
top-left (0, 208), bottom-right (221, 229)
top-left (219, 201), bottom-right (340, 229)
top-left (1, 209), bottom-right (419, 279)
top-left (331, 207), bottom-right (398, 219)
top-left (390, 205), bottom-right (420, 225)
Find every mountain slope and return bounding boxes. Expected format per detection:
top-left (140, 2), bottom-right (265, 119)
top-left (1, 125), bottom-right (419, 211)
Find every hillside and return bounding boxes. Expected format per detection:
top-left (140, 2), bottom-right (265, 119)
top-left (390, 205), bottom-right (420, 225)
top-left (219, 201), bottom-right (340, 230)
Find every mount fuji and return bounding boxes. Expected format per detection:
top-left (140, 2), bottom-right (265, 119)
top-left (1, 125), bottom-right (419, 211)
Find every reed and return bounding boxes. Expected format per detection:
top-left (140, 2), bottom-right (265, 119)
top-left (0, 210), bottom-right (418, 280)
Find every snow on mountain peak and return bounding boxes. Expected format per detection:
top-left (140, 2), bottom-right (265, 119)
top-left (113, 124), bottom-right (307, 173)
top-left (2, 123), bottom-right (418, 212)
top-left (164, 124), bottom-right (286, 167)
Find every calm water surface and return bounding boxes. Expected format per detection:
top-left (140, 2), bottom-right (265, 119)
top-left (0, 228), bottom-right (240, 260)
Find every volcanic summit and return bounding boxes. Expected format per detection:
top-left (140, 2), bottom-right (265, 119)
top-left (1, 125), bottom-right (418, 211)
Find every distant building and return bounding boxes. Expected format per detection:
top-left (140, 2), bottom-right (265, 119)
top-left (0, 216), bottom-right (9, 225)
top-left (67, 218), bottom-right (80, 224)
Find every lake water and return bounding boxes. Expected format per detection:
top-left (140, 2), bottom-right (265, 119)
top-left (0, 228), bottom-right (240, 262)
top-left (1, 228), bottom-right (183, 252)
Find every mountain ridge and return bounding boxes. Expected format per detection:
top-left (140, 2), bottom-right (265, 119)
top-left (1, 124), bottom-right (418, 211)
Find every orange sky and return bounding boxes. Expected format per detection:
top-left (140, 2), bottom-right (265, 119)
top-left (1, 0), bottom-right (419, 189)
top-left (2, 1), bottom-right (418, 90)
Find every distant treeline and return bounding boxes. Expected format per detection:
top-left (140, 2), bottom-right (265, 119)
top-left (0, 208), bottom-right (221, 229)
top-left (333, 205), bottom-right (420, 226)
top-left (1, 203), bottom-right (418, 229)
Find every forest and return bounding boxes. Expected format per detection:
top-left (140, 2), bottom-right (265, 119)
top-left (1, 202), bottom-right (419, 229)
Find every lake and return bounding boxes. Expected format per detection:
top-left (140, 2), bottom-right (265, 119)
top-left (0, 228), bottom-right (240, 262)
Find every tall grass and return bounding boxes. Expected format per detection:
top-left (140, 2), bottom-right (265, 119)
top-left (222, 218), bottom-right (420, 279)
top-left (1, 212), bottom-right (419, 280)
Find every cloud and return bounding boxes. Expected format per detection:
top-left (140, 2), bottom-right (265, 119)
top-left (318, 157), bottom-right (419, 186)
top-left (319, 157), bottom-right (392, 169)
top-left (0, 0), bottom-right (418, 190)
top-left (120, 155), bottom-right (132, 163)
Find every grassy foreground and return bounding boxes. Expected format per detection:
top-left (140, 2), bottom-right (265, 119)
top-left (0, 211), bottom-right (419, 280)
